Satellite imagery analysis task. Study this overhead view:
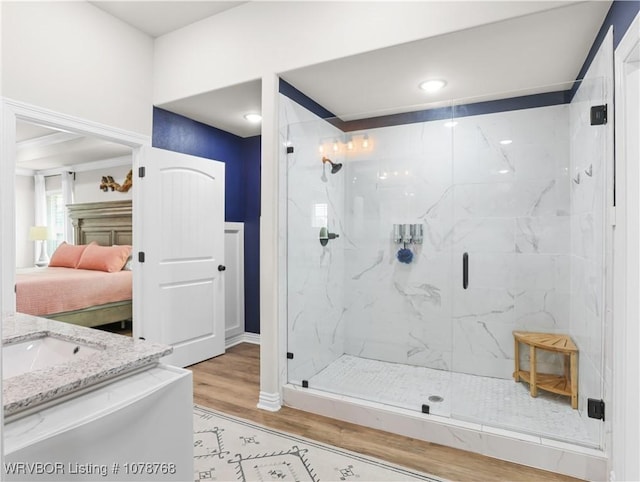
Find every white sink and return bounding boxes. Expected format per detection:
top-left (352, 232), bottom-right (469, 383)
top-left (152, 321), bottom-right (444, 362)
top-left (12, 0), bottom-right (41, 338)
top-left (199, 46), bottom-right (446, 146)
top-left (3, 336), bottom-right (101, 380)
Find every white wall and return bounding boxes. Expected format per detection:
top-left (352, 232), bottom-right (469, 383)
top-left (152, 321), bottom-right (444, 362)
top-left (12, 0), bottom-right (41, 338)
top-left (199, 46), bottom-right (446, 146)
top-left (1, 1), bottom-right (154, 135)
top-left (15, 174), bottom-right (34, 268)
top-left (74, 164), bottom-right (133, 203)
top-left (153, 1), bottom-right (568, 104)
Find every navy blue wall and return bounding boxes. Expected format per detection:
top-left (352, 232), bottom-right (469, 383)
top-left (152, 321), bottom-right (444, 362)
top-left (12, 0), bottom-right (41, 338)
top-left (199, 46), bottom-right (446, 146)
top-left (152, 107), bottom-right (261, 334)
top-left (241, 135), bottom-right (261, 334)
top-left (152, 107), bottom-right (245, 221)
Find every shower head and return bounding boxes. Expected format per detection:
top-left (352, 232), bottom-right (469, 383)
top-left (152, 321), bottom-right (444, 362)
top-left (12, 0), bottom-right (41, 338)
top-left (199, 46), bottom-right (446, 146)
top-left (322, 156), bottom-right (343, 174)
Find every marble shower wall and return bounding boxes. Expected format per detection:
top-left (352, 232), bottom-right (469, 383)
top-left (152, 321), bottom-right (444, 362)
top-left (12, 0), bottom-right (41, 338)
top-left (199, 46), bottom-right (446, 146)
top-left (342, 105), bottom-right (571, 380)
top-left (281, 96), bottom-right (347, 384)
top-left (568, 30), bottom-right (612, 442)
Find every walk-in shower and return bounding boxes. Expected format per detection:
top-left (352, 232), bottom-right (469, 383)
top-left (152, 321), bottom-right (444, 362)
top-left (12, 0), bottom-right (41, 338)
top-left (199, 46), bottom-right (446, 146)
top-left (281, 71), bottom-right (611, 454)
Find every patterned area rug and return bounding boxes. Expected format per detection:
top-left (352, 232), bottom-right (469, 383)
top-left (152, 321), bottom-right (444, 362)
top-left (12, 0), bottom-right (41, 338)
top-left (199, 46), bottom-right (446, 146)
top-left (193, 405), bottom-right (443, 482)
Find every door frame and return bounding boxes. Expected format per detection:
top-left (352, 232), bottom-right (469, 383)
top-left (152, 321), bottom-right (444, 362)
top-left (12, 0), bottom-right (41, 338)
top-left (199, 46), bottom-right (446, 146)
top-left (0, 98), bottom-right (150, 334)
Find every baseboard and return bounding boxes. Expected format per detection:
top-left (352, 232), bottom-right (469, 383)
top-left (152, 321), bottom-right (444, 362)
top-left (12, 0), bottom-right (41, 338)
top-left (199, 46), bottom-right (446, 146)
top-left (225, 331), bottom-right (260, 349)
top-left (257, 391), bottom-right (281, 412)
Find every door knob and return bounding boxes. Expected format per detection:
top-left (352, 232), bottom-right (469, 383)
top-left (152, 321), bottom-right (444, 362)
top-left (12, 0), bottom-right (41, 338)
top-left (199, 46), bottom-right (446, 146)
top-left (218, 265), bottom-right (226, 271)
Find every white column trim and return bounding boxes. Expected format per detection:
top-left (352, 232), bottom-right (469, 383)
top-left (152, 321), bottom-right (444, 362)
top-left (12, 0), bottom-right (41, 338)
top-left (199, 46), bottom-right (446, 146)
top-left (258, 73), bottom-right (281, 409)
top-left (257, 391), bottom-right (282, 412)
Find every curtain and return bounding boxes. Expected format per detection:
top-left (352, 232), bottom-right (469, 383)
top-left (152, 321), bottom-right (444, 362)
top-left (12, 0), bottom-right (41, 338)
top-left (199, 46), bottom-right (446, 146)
top-left (61, 171), bottom-right (74, 242)
top-left (33, 174), bottom-right (46, 225)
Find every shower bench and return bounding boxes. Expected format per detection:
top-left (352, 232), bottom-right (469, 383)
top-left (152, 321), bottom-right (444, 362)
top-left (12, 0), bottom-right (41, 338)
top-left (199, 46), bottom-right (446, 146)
top-left (512, 331), bottom-right (578, 409)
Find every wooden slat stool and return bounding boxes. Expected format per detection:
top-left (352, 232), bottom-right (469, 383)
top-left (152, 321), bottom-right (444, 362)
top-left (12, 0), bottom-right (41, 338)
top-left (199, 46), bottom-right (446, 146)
top-left (513, 331), bottom-right (578, 409)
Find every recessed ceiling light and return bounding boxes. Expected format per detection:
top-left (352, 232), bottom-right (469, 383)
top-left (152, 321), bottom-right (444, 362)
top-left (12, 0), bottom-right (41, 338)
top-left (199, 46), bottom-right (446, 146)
top-left (244, 113), bottom-right (262, 123)
top-left (444, 121), bottom-right (458, 128)
top-left (500, 139), bottom-right (513, 145)
top-left (419, 79), bottom-right (447, 93)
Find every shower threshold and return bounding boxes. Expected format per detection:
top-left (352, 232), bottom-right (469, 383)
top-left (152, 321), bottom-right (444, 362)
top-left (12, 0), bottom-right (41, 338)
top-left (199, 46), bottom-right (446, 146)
top-left (305, 354), bottom-right (596, 448)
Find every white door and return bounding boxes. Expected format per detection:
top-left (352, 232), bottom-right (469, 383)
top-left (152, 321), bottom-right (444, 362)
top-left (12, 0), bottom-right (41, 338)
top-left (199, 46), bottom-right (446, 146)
top-left (137, 146), bottom-right (225, 367)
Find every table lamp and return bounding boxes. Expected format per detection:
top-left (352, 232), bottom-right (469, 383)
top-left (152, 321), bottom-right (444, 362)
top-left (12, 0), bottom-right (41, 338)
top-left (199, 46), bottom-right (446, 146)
top-left (29, 225), bottom-right (53, 267)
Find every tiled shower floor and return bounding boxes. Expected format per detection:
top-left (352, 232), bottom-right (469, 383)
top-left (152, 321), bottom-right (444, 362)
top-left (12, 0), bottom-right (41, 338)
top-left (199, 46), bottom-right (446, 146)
top-left (308, 355), bottom-right (597, 447)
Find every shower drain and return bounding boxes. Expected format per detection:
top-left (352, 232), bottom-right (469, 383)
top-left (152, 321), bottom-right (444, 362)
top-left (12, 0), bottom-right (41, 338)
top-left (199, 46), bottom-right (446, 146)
top-left (428, 395), bottom-right (444, 403)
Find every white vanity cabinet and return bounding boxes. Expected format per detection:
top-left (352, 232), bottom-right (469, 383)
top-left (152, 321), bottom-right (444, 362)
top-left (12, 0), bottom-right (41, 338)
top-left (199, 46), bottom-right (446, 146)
top-left (4, 364), bottom-right (193, 481)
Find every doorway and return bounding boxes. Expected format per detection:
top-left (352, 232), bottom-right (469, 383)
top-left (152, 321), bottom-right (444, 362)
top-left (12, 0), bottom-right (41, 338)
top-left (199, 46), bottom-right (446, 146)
top-left (1, 98), bottom-right (148, 337)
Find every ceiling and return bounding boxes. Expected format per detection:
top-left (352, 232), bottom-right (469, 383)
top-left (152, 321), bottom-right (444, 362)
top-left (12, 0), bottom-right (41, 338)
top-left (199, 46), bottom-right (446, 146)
top-left (16, 1), bottom-right (612, 171)
top-left (89, 1), bottom-right (245, 38)
top-left (158, 1), bottom-right (611, 136)
top-left (280, 1), bottom-right (611, 122)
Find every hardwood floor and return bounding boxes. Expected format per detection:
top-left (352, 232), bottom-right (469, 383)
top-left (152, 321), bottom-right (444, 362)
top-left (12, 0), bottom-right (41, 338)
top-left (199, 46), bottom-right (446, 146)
top-left (189, 343), bottom-right (581, 482)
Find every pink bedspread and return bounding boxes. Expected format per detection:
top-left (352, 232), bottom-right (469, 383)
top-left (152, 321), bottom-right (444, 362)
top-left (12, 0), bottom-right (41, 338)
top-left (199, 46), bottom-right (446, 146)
top-left (16, 267), bottom-right (132, 316)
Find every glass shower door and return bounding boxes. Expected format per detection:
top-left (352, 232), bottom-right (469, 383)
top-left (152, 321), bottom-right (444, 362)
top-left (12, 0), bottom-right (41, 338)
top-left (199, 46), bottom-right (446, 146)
top-left (282, 93), bottom-right (458, 416)
top-left (449, 78), bottom-right (608, 449)
top-left (283, 109), bottom-right (347, 388)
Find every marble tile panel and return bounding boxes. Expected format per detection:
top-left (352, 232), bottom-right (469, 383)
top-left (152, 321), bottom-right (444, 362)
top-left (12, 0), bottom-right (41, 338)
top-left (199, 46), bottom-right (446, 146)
top-left (554, 176), bottom-right (571, 216)
top-left (512, 139), bottom-right (569, 183)
top-left (452, 287), bottom-right (516, 324)
top-left (451, 318), bottom-right (515, 379)
top-left (515, 216), bottom-right (570, 254)
top-left (515, 254), bottom-right (564, 290)
top-left (448, 217), bottom-right (515, 253)
top-left (453, 183), bottom-right (517, 218)
top-left (452, 136), bottom-right (516, 185)
top-left (515, 179), bottom-right (568, 217)
top-left (513, 289), bottom-right (570, 333)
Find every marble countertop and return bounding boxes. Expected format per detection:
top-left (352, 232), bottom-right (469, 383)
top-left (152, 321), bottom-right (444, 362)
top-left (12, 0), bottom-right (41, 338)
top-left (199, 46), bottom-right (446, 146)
top-left (2, 313), bottom-right (172, 417)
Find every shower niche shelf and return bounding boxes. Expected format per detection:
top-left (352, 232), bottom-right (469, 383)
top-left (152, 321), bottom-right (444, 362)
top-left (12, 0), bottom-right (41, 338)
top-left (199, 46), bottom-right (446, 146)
top-left (513, 331), bottom-right (578, 409)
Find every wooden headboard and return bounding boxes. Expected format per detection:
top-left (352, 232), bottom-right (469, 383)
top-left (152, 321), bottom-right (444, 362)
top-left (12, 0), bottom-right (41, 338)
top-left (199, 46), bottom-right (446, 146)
top-left (67, 200), bottom-right (132, 246)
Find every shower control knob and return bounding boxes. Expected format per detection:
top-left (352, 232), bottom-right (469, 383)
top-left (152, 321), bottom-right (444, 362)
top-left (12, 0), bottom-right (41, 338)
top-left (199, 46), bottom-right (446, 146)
top-left (218, 265), bottom-right (226, 271)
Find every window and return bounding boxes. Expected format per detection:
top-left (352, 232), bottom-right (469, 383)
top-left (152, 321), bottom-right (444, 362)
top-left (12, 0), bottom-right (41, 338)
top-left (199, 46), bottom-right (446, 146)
top-left (46, 190), bottom-right (64, 256)
top-left (312, 203), bottom-right (328, 228)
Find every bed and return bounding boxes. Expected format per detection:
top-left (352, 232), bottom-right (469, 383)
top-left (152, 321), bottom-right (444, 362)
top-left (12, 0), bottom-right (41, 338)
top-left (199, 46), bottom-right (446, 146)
top-left (16, 200), bottom-right (133, 328)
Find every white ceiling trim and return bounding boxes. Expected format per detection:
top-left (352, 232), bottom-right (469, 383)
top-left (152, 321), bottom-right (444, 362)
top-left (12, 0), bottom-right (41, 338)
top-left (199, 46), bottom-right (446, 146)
top-left (35, 155), bottom-right (132, 177)
top-left (16, 132), bottom-right (83, 152)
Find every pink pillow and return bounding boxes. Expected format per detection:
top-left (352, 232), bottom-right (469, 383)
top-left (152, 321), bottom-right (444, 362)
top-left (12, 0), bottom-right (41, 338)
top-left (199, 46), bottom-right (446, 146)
top-left (77, 244), bottom-right (132, 273)
top-left (49, 242), bottom-right (92, 268)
